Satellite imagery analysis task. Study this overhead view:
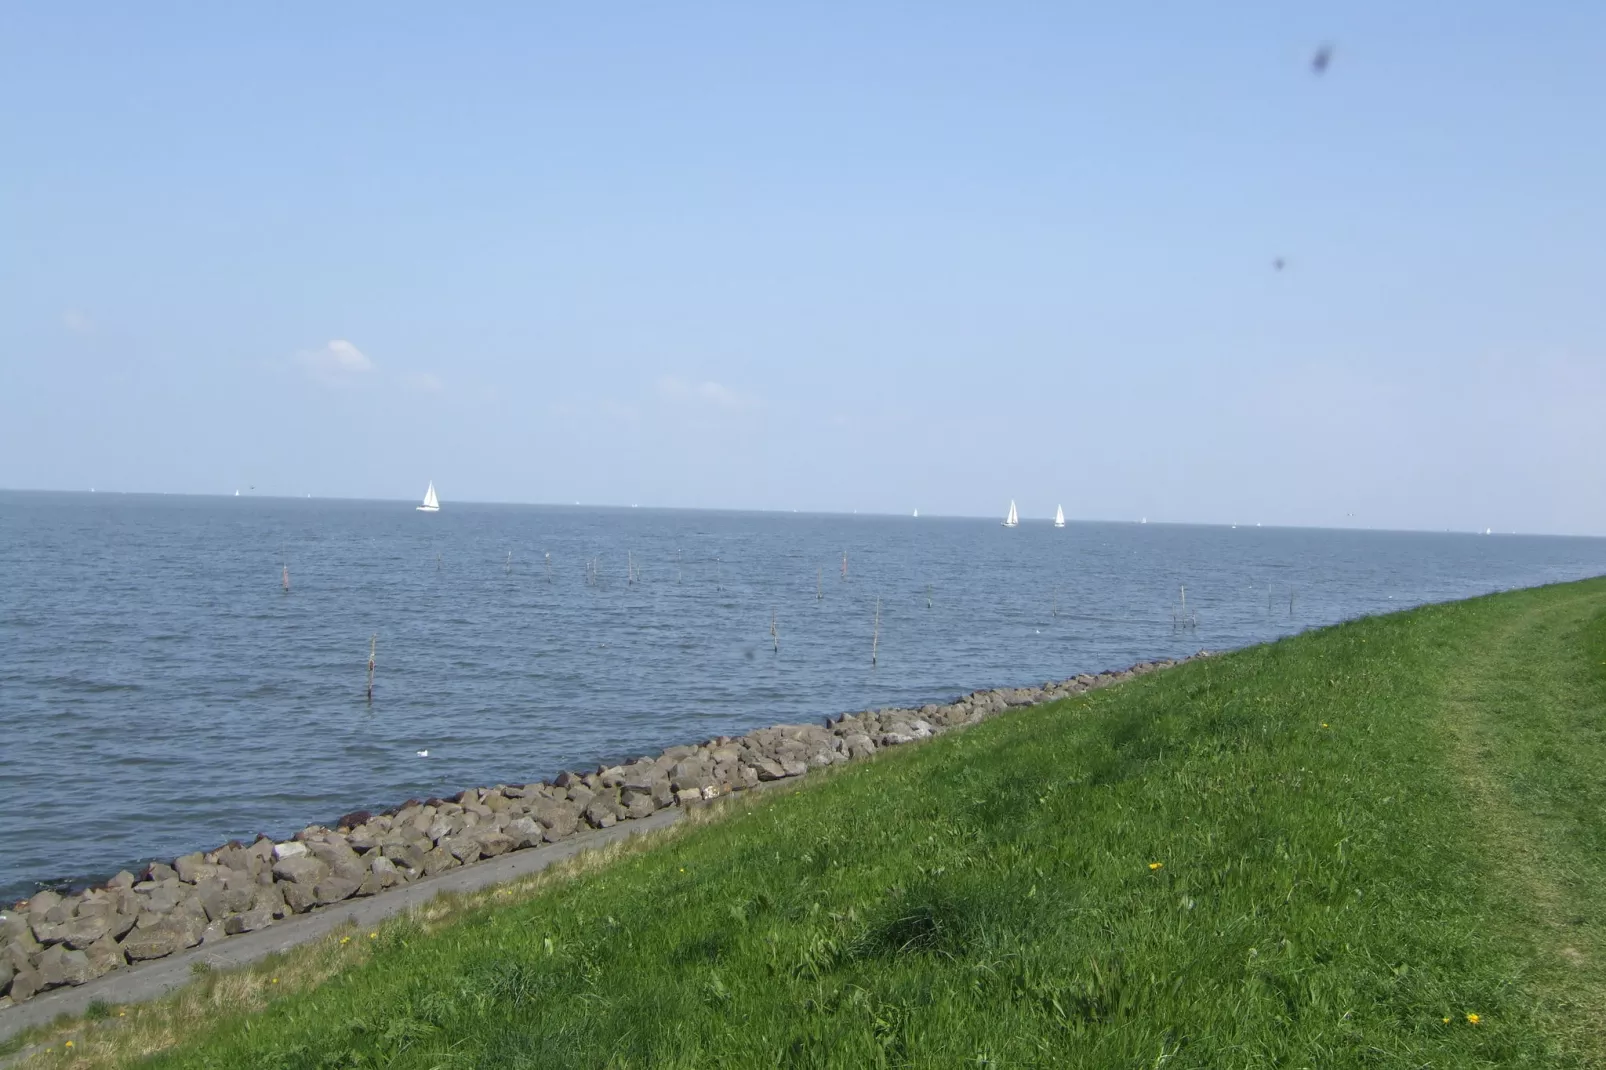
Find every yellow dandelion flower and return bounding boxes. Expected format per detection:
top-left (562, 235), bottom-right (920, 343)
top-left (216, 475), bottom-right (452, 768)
top-left (1467, 1013), bottom-right (1481, 1024)
top-left (270, 977), bottom-right (278, 984)
top-left (65, 1041), bottom-right (74, 1048)
top-left (369, 931), bottom-right (378, 939)
top-left (1442, 1017), bottom-right (1450, 1024)
top-left (1321, 723), bottom-right (1329, 728)
top-left (340, 935), bottom-right (350, 945)
top-left (1149, 862), bottom-right (1164, 871)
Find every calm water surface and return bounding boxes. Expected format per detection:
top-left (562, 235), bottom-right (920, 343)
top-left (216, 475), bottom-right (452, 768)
top-left (4, 491), bottom-right (1605, 901)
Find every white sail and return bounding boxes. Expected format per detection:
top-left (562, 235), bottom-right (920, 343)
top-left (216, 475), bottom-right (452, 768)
top-left (1003, 500), bottom-right (1018, 527)
top-left (1054, 505), bottom-right (1065, 528)
top-left (912, 508), bottom-right (919, 518)
top-left (417, 481), bottom-right (440, 512)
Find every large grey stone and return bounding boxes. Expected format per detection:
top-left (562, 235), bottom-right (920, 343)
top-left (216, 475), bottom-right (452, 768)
top-left (307, 839), bottom-right (366, 883)
top-left (37, 943), bottom-right (96, 988)
top-left (272, 855), bottom-right (330, 885)
top-left (471, 830), bottom-right (515, 857)
top-left (9, 966), bottom-right (41, 1002)
top-left (140, 883), bottom-right (185, 914)
top-left (28, 916), bottom-right (69, 946)
top-left (345, 824), bottom-right (382, 852)
top-left (224, 909), bottom-right (275, 935)
top-left (584, 795), bottom-right (619, 828)
top-left (85, 933), bottom-right (125, 976)
top-left (61, 914), bottom-right (112, 950)
top-left (252, 882), bottom-right (287, 919)
top-left (193, 879), bottom-right (227, 923)
top-left (381, 841), bottom-right (427, 873)
top-left (281, 882), bottom-right (318, 915)
top-left (421, 847), bottom-right (457, 877)
top-left (272, 841), bottom-right (309, 862)
top-left (5, 925), bottom-right (42, 966)
top-left (174, 852), bottom-right (220, 884)
top-left (502, 816), bottom-right (539, 848)
top-left (620, 791), bottom-right (656, 820)
top-left (219, 880), bottom-right (256, 915)
top-left (27, 890), bottom-right (63, 916)
top-left (170, 899), bottom-right (210, 943)
top-left (312, 878), bottom-right (359, 906)
top-left (120, 921), bottom-right (190, 961)
top-left (620, 764), bottom-right (662, 793)
top-left (442, 836), bottom-right (482, 864)
top-left (211, 844), bottom-right (253, 873)
top-left (369, 854), bottom-right (400, 887)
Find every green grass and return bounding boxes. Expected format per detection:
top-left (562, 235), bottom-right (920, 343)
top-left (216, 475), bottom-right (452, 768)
top-left (59, 578), bottom-right (1606, 1066)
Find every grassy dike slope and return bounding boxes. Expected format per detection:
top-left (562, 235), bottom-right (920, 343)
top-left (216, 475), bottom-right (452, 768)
top-left (56, 578), bottom-right (1606, 1067)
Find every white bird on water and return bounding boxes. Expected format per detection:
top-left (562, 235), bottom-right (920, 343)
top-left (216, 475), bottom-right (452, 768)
top-left (416, 749), bottom-right (429, 758)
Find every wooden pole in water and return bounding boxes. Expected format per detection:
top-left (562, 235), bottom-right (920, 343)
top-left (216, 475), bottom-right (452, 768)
top-left (366, 635), bottom-right (376, 703)
top-left (926, 583), bottom-right (932, 610)
top-left (771, 609), bottom-right (779, 654)
top-left (841, 551), bottom-right (848, 580)
top-left (505, 551), bottom-right (512, 576)
top-left (628, 551), bottom-right (634, 586)
top-left (282, 564), bottom-right (289, 593)
top-left (1289, 587), bottom-right (1295, 616)
top-left (545, 551), bottom-right (552, 584)
top-left (871, 597), bottom-right (881, 666)
top-left (817, 567), bottom-right (823, 601)
top-left (677, 548), bottom-right (683, 584)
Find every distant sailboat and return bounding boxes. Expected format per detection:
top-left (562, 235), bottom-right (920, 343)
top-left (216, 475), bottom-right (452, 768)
top-left (913, 508), bottom-right (919, 518)
top-left (417, 481), bottom-right (440, 513)
top-left (1002, 500), bottom-right (1019, 528)
top-left (1054, 505), bottom-right (1065, 529)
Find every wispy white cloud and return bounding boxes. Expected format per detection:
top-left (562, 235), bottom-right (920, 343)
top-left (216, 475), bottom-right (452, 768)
top-left (402, 371), bottom-right (444, 394)
top-left (656, 376), bottom-right (760, 411)
top-left (62, 310), bottom-right (95, 335)
top-left (296, 339), bottom-right (374, 385)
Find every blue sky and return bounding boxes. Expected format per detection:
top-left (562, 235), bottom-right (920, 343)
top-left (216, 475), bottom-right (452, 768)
top-left (4, 3), bottom-right (1603, 533)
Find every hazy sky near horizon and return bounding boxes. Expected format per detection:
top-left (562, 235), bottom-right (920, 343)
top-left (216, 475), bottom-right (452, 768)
top-left (4, 3), bottom-right (1604, 533)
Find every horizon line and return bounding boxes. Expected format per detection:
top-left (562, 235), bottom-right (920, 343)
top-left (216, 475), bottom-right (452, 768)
top-left (0, 486), bottom-right (1594, 540)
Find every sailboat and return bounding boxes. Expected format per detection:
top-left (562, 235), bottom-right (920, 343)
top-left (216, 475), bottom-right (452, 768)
top-left (1002, 500), bottom-right (1019, 528)
top-left (1054, 505), bottom-right (1065, 529)
top-left (417, 481), bottom-right (440, 513)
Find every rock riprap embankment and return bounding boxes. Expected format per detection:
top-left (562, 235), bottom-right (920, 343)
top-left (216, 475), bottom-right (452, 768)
top-left (0, 657), bottom-right (1195, 1008)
